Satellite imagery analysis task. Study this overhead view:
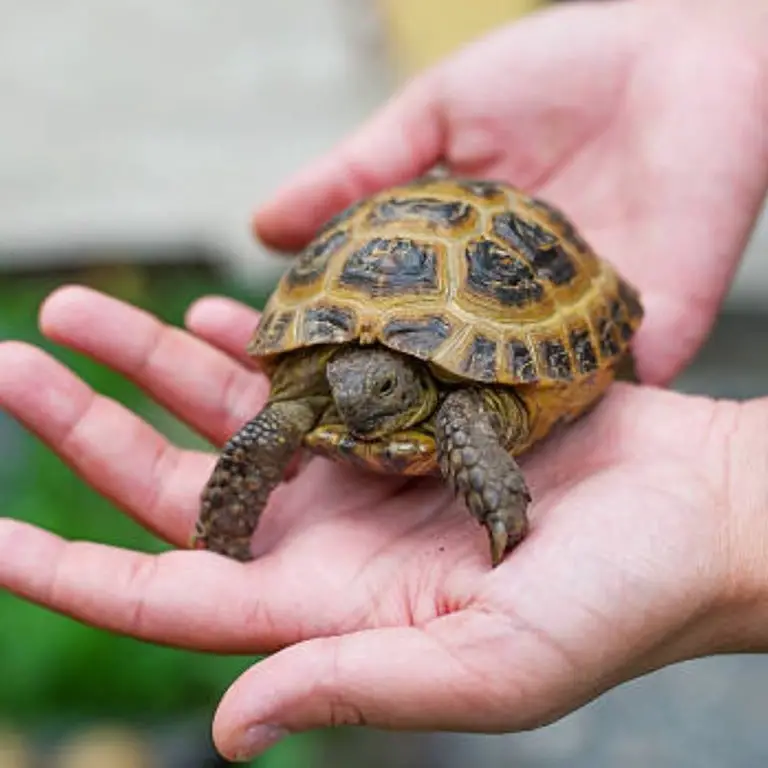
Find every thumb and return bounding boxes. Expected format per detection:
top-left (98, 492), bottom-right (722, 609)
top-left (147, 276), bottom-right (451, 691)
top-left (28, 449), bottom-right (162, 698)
top-left (213, 616), bottom-right (533, 762)
top-left (252, 71), bottom-right (445, 252)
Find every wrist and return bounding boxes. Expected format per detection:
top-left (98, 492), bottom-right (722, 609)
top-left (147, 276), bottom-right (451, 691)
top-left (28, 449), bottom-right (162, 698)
top-left (705, 400), bottom-right (768, 654)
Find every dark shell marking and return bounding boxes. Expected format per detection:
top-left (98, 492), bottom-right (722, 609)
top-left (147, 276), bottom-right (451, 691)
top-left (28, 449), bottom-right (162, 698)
top-left (338, 237), bottom-right (440, 296)
top-left (315, 200), bottom-right (364, 238)
top-left (382, 315), bottom-right (452, 357)
top-left (465, 238), bottom-right (544, 307)
top-left (286, 230), bottom-right (348, 288)
top-left (506, 339), bottom-right (537, 382)
top-left (610, 299), bottom-right (634, 342)
top-left (569, 328), bottom-right (599, 374)
top-left (493, 212), bottom-right (558, 251)
top-left (528, 245), bottom-right (578, 286)
top-left (537, 339), bottom-right (573, 380)
top-left (302, 306), bottom-right (355, 344)
top-left (367, 197), bottom-right (474, 230)
top-left (527, 197), bottom-right (591, 253)
top-left (618, 280), bottom-right (643, 320)
top-left (257, 311), bottom-right (292, 348)
top-left (461, 335), bottom-right (497, 381)
top-left (597, 314), bottom-right (621, 357)
top-left (492, 213), bottom-right (577, 286)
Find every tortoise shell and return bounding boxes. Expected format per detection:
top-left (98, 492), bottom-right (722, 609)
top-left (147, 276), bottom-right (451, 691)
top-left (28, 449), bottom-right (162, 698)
top-left (249, 177), bottom-right (643, 385)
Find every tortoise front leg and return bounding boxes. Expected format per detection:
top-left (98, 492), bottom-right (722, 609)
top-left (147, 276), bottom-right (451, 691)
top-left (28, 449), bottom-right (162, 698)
top-left (435, 388), bottom-right (532, 566)
top-left (194, 346), bottom-right (335, 561)
top-left (193, 397), bottom-right (328, 561)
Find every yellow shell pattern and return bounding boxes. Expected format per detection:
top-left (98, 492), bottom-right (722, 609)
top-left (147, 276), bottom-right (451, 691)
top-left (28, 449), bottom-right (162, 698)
top-left (249, 177), bottom-right (643, 388)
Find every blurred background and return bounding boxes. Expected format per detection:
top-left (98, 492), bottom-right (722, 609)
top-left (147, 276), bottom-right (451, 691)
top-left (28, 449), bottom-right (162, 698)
top-left (1, 1), bottom-right (768, 766)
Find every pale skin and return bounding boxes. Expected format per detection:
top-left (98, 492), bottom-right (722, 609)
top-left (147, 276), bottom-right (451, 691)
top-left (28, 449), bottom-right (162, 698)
top-left (1, 0), bottom-right (768, 762)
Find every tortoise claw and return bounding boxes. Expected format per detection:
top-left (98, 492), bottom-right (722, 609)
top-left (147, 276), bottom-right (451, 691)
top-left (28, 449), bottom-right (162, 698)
top-left (189, 520), bottom-right (208, 551)
top-left (488, 519), bottom-right (508, 567)
top-left (486, 508), bottom-right (529, 567)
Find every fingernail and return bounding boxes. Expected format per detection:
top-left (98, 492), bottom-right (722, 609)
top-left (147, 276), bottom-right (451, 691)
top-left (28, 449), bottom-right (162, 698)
top-left (233, 724), bottom-right (288, 761)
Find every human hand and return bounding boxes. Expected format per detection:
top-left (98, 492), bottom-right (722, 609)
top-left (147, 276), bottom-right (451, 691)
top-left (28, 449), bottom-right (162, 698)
top-left (2, 286), bottom-right (768, 762)
top-left (254, 0), bottom-right (768, 387)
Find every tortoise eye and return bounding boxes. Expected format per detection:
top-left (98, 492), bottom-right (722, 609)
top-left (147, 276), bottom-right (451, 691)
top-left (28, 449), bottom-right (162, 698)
top-left (378, 378), bottom-right (395, 396)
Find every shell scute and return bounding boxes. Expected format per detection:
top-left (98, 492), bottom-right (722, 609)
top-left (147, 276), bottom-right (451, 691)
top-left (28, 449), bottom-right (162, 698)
top-left (336, 237), bottom-right (443, 298)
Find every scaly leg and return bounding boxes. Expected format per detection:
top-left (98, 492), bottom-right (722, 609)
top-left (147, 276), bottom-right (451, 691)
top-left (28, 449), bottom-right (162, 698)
top-left (193, 398), bottom-right (327, 561)
top-left (194, 346), bottom-right (335, 561)
top-left (435, 388), bottom-right (532, 566)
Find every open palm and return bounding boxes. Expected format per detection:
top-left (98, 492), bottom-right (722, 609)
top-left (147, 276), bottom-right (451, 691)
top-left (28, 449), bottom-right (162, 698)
top-left (0, 286), bottom-right (756, 761)
top-left (2, 1), bottom-right (768, 762)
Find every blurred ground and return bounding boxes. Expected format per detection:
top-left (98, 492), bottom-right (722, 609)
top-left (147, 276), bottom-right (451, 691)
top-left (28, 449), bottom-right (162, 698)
top-left (2, 2), bottom-right (768, 767)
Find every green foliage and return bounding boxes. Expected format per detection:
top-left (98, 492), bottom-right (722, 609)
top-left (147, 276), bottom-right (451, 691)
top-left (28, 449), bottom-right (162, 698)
top-left (0, 262), bottom-right (279, 722)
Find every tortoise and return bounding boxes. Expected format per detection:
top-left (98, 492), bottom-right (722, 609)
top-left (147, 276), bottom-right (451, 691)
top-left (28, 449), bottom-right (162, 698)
top-left (192, 176), bottom-right (643, 566)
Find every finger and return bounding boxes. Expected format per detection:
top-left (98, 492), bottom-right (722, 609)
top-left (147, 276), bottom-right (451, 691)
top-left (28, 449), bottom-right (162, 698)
top-left (182, 296), bottom-right (313, 480)
top-left (253, 71), bottom-right (445, 252)
top-left (39, 285), bottom-right (268, 447)
top-left (0, 341), bottom-right (209, 545)
top-left (0, 519), bottom-right (292, 652)
top-left (214, 613), bottom-right (529, 761)
top-left (184, 295), bottom-right (262, 368)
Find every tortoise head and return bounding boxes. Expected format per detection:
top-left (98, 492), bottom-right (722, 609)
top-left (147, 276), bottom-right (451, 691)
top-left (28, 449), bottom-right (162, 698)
top-left (326, 345), bottom-right (438, 440)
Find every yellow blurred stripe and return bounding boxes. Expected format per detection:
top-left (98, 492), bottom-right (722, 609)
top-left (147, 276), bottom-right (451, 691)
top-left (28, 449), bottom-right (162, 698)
top-left (379, 0), bottom-right (549, 76)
